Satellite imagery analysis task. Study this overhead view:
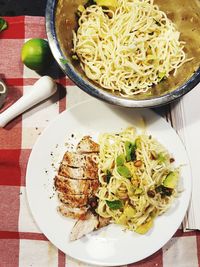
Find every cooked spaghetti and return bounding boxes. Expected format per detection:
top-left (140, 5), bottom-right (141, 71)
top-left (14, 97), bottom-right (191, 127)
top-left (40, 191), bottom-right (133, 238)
top-left (73, 0), bottom-right (191, 96)
top-left (96, 127), bottom-right (180, 233)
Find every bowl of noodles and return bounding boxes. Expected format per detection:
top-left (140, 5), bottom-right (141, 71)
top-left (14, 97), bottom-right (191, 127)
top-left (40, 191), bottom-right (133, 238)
top-left (46, 0), bottom-right (200, 107)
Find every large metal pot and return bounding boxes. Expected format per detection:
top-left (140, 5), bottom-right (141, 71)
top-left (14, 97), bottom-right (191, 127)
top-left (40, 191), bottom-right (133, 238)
top-left (46, 0), bottom-right (200, 108)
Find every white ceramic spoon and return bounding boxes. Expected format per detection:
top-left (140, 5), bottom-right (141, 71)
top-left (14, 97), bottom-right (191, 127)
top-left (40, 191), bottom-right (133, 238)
top-left (0, 76), bottom-right (57, 128)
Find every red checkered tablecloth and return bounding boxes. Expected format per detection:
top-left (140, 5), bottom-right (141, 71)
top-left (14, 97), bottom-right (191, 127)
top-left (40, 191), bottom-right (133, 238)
top-left (0, 16), bottom-right (200, 267)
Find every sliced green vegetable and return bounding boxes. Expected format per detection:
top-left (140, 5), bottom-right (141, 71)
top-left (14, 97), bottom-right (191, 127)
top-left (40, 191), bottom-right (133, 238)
top-left (106, 200), bottom-right (123, 210)
top-left (125, 141), bottom-right (132, 161)
top-left (134, 188), bottom-right (143, 195)
top-left (163, 171), bottom-right (179, 189)
top-left (135, 219), bottom-right (153, 234)
top-left (124, 206), bottom-right (136, 217)
top-left (125, 141), bottom-right (136, 162)
top-left (158, 72), bottom-right (166, 82)
top-left (125, 141), bottom-right (131, 161)
top-left (116, 213), bottom-right (127, 224)
top-left (94, 0), bottom-right (118, 8)
top-left (157, 153), bottom-right (166, 163)
top-left (135, 137), bottom-right (141, 149)
top-left (77, 4), bottom-right (85, 13)
top-left (72, 54), bottom-right (79, 60)
top-left (116, 206), bottom-right (136, 224)
top-left (106, 170), bottom-right (112, 184)
top-left (0, 18), bottom-right (8, 32)
top-left (117, 165), bottom-right (132, 178)
top-left (116, 154), bottom-right (125, 166)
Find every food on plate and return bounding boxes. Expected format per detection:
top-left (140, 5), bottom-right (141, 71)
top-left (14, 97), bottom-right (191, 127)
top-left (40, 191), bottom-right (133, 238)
top-left (96, 127), bottom-right (180, 233)
top-left (72, 0), bottom-right (192, 96)
top-left (54, 128), bottom-right (180, 240)
top-left (70, 211), bottom-right (110, 241)
top-left (55, 136), bottom-right (110, 240)
top-left (55, 136), bottom-right (99, 218)
top-left (21, 38), bottom-right (52, 71)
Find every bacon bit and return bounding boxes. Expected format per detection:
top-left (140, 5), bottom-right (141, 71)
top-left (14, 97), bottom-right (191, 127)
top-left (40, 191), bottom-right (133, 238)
top-left (150, 151), bottom-right (157, 160)
top-left (147, 190), bottom-right (155, 198)
top-left (111, 160), bottom-right (115, 169)
top-left (134, 160), bottom-right (142, 167)
top-left (88, 196), bottom-right (98, 209)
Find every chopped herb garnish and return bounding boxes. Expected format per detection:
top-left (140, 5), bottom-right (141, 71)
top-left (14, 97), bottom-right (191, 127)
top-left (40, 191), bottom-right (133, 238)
top-left (155, 185), bottom-right (173, 197)
top-left (0, 18), bottom-right (8, 32)
top-left (155, 185), bottom-right (162, 193)
top-left (106, 200), bottom-right (123, 210)
top-left (125, 141), bottom-right (136, 161)
top-left (154, 19), bottom-right (161, 26)
top-left (60, 58), bottom-right (69, 65)
top-left (106, 170), bottom-right (112, 183)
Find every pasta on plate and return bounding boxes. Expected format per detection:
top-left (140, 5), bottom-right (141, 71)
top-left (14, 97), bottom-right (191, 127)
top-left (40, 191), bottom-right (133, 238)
top-left (96, 127), bottom-right (180, 233)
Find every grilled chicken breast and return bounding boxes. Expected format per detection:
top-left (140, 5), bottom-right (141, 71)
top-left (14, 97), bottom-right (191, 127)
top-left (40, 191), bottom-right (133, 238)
top-left (55, 175), bottom-right (99, 195)
top-left (62, 152), bottom-right (98, 168)
top-left (58, 164), bottom-right (98, 180)
top-left (70, 212), bottom-right (110, 241)
top-left (77, 136), bottom-right (100, 153)
top-left (58, 192), bottom-right (92, 207)
top-left (70, 212), bottom-right (99, 241)
top-left (55, 136), bottom-right (110, 239)
top-left (55, 136), bottom-right (99, 219)
top-left (58, 205), bottom-right (88, 220)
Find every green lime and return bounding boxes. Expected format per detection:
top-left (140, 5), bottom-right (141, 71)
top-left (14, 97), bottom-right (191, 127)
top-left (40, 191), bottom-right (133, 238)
top-left (21, 38), bottom-right (51, 71)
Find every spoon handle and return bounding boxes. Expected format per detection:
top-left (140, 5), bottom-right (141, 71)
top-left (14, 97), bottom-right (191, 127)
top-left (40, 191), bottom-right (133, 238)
top-left (0, 76), bottom-right (57, 128)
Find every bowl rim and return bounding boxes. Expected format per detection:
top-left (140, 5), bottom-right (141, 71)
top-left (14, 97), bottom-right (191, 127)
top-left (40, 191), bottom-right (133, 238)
top-left (45, 0), bottom-right (200, 108)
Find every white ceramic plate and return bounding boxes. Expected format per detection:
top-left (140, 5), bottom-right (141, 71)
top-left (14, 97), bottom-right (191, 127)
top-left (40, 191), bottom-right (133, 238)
top-left (26, 99), bottom-right (191, 266)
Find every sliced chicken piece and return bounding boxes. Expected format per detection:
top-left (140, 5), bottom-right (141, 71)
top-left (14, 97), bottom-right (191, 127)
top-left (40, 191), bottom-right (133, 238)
top-left (55, 175), bottom-right (99, 195)
top-left (77, 136), bottom-right (99, 153)
top-left (58, 204), bottom-right (88, 220)
top-left (98, 216), bottom-right (111, 228)
top-left (58, 164), bottom-right (98, 180)
top-left (62, 152), bottom-right (98, 168)
top-left (70, 212), bottom-right (111, 241)
top-left (55, 136), bottom-right (101, 237)
top-left (58, 192), bottom-right (91, 207)
top-left (70, 212), bottom-right (99, 241)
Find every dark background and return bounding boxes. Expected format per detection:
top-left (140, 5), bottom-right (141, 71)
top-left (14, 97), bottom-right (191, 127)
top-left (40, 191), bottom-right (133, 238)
top-left (0, 0), bottom-right (46, 16)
